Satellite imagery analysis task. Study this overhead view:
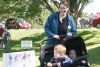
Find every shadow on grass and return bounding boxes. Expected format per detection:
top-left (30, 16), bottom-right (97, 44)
top-left (87, 41), bottom-right (100, 46)
top-left (0, 40), bottom-right (19, 58)
top-left (20, 32), bottom-right (46, 56)
top-left (78, 31), bottom-right (97, 41)
top-left (0, 49), bottom-right (3, 58)
top-left (88, 46), bottom-right (100, 66)
top-left (77, 31), bottom-right (92, 36)
top-left (77, 30), bottom-right (99, 46)
top-left (21, 32), bottom-right (46, 46)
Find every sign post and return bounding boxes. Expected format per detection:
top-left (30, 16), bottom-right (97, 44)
top-left (21, 40), bottom-right (32, 48)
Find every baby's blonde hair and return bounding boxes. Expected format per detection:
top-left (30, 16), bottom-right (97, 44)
top-left (54, 44), bottom-right (67, 54)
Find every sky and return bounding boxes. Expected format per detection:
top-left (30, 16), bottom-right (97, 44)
top-left (83, 0), bottom-right (100, 15)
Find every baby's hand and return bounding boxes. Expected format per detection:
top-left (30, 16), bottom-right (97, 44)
top-left (67, 32), bottom-right (72, 37)
top-left (53, 35), bottom-right (60, 39)
top-left (47, 62), bottom-right (52, 67)
top-left (81, 60), bottom-right (86, 63)
top-left (57, 62), bottom-right (61, 67)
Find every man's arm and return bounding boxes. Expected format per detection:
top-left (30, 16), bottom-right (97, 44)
top-left (44, 15), bottom-right (55, 38)
top-left (69, 16), bottom-right (77, 37)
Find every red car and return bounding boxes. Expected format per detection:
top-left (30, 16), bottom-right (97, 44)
top-left (91, 17), bottom-right (100, 28)
top-left (0, 26), bottom-right (4, 37)
top-left (6, 18), bottom-right (31, 29)
top-left (16, 18), bottom-right (31, 29)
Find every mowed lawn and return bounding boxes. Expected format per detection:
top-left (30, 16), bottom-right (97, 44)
top-left (0, 28), bottom-right (100, 67)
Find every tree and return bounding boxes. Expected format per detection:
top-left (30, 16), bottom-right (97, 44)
top-left (0, 0), bottom-right (44, 24)
top-left (0, 0), bottom-right (42, 18)
top-left (39, 0), bottom-right (93, 21)
top-left (68, 0), bottom-right (93, 20)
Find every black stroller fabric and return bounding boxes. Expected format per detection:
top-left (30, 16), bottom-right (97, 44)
top-left (63, 37), bottom-right (88, 56)
top-left (39, 36), bottom-right (90, 67)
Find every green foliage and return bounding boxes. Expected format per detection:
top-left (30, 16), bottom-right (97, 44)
top-left (38, 9), bottom-right (50, 25)
top-left (0, 0), bottom-right (51, 25)
top-left (0, 0), bottom-right (42, 18)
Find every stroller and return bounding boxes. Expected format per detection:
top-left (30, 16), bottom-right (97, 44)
top-left (0, 25), bottom-right (11, 48)
top-left (39, 36), bottom-right (90, 67)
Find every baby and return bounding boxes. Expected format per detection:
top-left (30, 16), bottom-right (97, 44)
top-left (47, 44), bottom-right (73, 67)
top-left (68, 49), bottom-right (77, 61)
top-left (69, 49), bottom-right (87, 67)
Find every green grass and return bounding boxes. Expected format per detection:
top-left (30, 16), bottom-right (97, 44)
top-left (77, 29), bottom-right (100, 67)
top-left (0, 28), bottom-right (100, 67)
top-left (77, 29), bottom-right (100, 46)
top-left (0, 29), bottom-right (45, 67)
top-left (88, 46), bottom-right (100, 67)
top-left (4, 29), bottom-right (45, 53)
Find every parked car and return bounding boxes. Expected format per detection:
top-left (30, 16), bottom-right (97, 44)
top-left (91, 17), bottom-right (100, 28)
top-left (16, 18), bottom-right (31, 29)
top-left (5, 18), bottom-right (17, 29)
top-left (6, 18), bottom-right (31, 29)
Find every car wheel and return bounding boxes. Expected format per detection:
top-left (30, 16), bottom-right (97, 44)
top-left (96, 23), bottom-right (100, 28)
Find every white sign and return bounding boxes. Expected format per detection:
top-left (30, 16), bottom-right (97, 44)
top-left (3, 50), bottom-right (35, 67)
top-left (21, 40), bottom-right (32, 48)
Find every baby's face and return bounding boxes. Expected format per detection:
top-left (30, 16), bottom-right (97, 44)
top-left (69, 50), bottom-right (76, 60)
top-left (54, 50), bottom-right (64, 58)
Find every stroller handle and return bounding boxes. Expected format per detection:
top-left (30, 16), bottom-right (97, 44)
top-left (39, 35), bottom-right (72, 48)
top-left (39, 35), bottom-right (67, 46)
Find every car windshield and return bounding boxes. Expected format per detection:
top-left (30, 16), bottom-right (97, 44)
top-left (16, 18), bottom-right (25, 23)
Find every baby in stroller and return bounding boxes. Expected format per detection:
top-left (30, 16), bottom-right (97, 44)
top-left (47, 44), bottom-right (73, 67)
top-left (68, 49), bottom-right (89, 67)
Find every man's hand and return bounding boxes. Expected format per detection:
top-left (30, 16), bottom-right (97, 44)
top-left (47, 62), bottom-right (52, 67)
top-left (53, 35), bottom-right (60, 39)
top-left (67, 32), bottom-right (72, 37)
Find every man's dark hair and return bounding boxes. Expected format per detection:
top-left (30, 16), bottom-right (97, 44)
top-left (59, 0), bottom-right (69, 8)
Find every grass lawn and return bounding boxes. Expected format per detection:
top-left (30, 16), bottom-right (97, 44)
top-left (0, 28), bottom-right (100, 67)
